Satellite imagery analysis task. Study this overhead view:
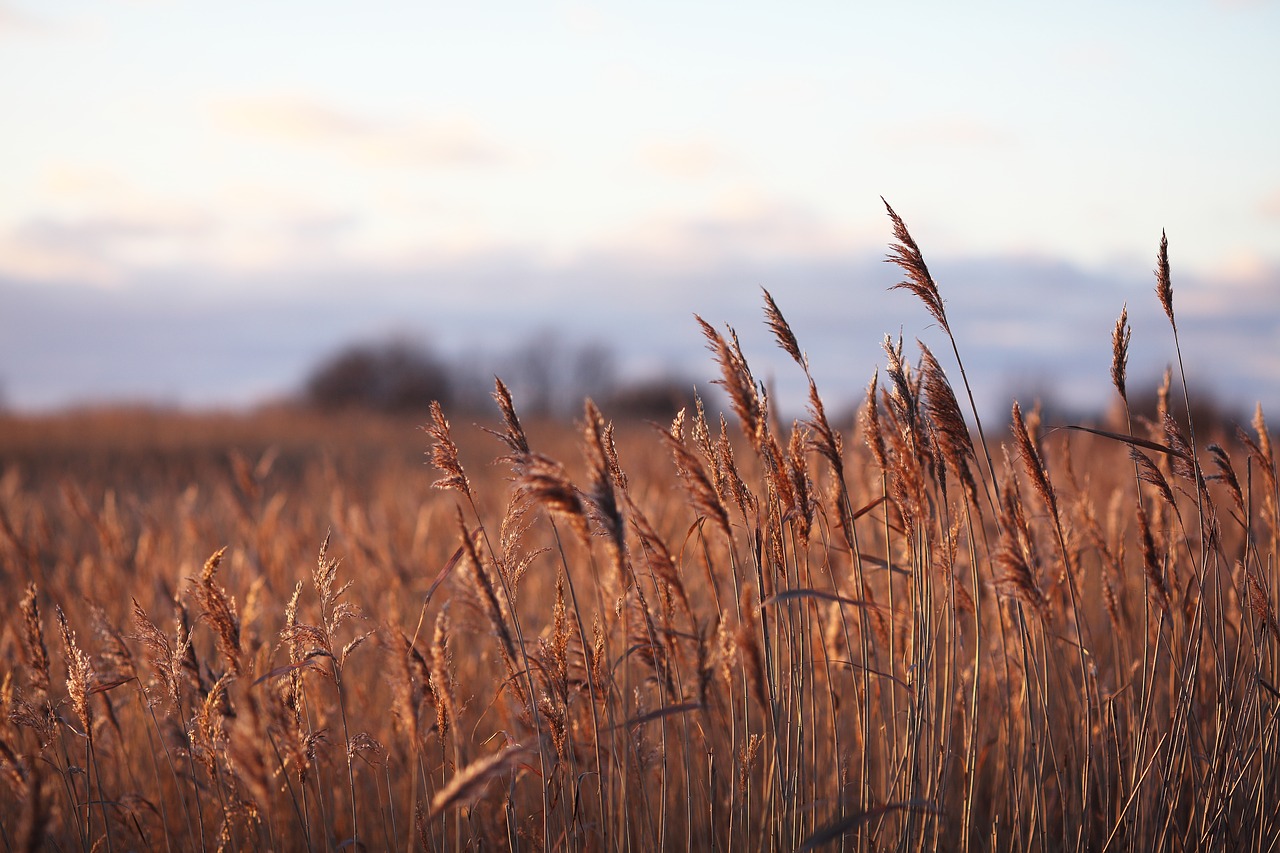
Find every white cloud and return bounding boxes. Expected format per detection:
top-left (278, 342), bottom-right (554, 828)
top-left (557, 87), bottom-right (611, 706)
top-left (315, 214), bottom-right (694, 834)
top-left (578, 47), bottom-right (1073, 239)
top-left (1259, 187), bottom-right (1280, 219)
top-left (638, 140), bottom-right (727, 181)
top-left (212, 95), bottom-right (505, 168)
top-left (0, 232), bottom-right (119, 284)
top-left (0, 2), bottom-right (49, 34)
top-left (0, 197), bottom-right (367, 282)
top-left (1177, 253), bottom-right (1279, 319)
top-left (586, 190), bottom-right (874, 269)
top-left (886, 116), bottom-right (1013, 148)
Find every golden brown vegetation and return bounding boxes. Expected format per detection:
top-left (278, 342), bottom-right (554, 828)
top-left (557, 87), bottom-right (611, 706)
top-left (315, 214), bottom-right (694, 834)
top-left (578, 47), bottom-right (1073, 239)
top-left (1, 206), bottom-right (1278, 851)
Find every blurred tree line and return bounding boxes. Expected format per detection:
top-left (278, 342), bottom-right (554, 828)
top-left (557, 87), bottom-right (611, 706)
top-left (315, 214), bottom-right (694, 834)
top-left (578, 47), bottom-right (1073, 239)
top-left (303, 331), bottom-right (705, 421)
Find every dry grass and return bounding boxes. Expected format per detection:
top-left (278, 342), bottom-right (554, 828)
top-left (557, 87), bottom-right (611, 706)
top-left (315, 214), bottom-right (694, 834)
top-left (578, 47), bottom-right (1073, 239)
top-left (1, 210), bottom-right (1277, 851)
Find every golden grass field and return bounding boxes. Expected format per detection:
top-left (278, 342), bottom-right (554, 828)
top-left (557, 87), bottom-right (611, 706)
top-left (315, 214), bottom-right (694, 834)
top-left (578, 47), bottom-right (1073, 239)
top-left (1, 207), bottom-right (1277, 851)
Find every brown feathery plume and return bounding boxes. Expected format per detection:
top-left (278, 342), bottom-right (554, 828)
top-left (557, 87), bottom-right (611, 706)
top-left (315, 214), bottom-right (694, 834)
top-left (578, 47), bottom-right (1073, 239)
top-left (629, 501), bottom-right (693, 618)
top-left (689, 395), bottom-right (714, 463)
top-left (582, 399), bottom-right (625, 557)
top-left (762, 287), bottom-right (804, 367)
top-left (696, 315), bottom-right (763, 445)
top-left (55, 606), bottom-right (93, 738)
top-left (686, 399), bottom-right (725, 506)
top-left (1206, 444), bottom-right (1245, 521)
top-left (1237, 405), bottom-right (1278, 537)
top-left (0, 727), bottom-right (21, 787)
top-left (786, 423), bottom-right (815, 548)
top-left (764, 500), bottom-right (785, 594)
top-left (805, 376), bottom-right (844, 477)
top-left (1099, 543), bottom-right (1123, 629)
top-left (1155, 230), bottom-right (1174, 330)
top-left (131, 598), bottom-right (187, 710)
top-left (882, 334), bottom-right (916, 429)
top-left (426, 400), bottom-right (472, 499)
top-left (538, 696), bottom-right (567, 762)
top-left (1136, 503), bottom-right (1172, 617)
top-left (992, 473), bottom-right (1050, 620)
top-left (1253, 404), bottom-right (1275, 473)
top-left (936, 518), bottom-right (976, 615)
top-left (85, 600), bottom-right (137, 694)
top-left (18, 584), bottom-right (51, 697)
top-left (662, 416), bottom-right (732, 537)
top-left (512, 452), bottom-right (590, 543)
top-left (347, 732), bottom-right (387, 770)
top-left (1111, 304), bottom-right (1132, 402)
top-left (761, 429), bottom-right (797, 527)
top-left (190, 671), bottom-right (233, 776)
top-left (1131, 449), bottom-right (1179, 514)
top-left (1012, 402), bottom-right (1058, 520)
top-left (455, 509), bottom-right (520, 678)
top-left (497, 500), bottom-right (544, 595)
top-left (7, 694), bottom-right (55, 752)
top-left (1162, 413), bottom-right (1197, 484)
top-left (884, 412), bottom-right (928, 542)
top-left (993, 524), bottom-right (1049, 620)
top-left (428, 741), bottom-right (536, 819)
top-left (541, 571), bottom-right (570, 695)
top-left (861, 371), bottom-right (889, 473)
top-left (589, 615), bottom-right (608, 701)
top-left (883, 198), bottom-right (949, 334)
top-left (1156, 367), bottom-right (1172, 431)
top-left (386, 628), bottom-right (424, 745)
top-left (312, 535), bottom-right (364, 665)
top-left (1246, 567), bottom-right (1280, 644)
top-left (738, 733), bottom-right (765, 796)
top-left (715, 416), bottom-right (756, 520)
top-left (920, 342), bottom-right (978, 501)
top-left (313, 533), bottom-right (344, 616)
top-left (1071, 478), bottom-right (1127, 627)
top-left (1025, 399), bottom-right (1043, 447)
top-left (491, 376), bottom-right (531, 455)
top-left (192, 546), bottom-right (242, 676)
top-left (282, 581), bottom-right (306, 666)
top-left (414, 802), bottom-right (430, 852)
top-left (429, 606), bottom-right (458, 741)
top-left (714, 618), bottom-right (736, 693)
top-left (627, 579), bottom-right (676, 695)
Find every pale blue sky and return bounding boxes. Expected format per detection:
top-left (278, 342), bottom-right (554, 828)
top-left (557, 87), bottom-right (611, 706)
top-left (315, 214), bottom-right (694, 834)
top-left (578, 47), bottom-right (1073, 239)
top-left (1, 1), bottom-right (1278, 411)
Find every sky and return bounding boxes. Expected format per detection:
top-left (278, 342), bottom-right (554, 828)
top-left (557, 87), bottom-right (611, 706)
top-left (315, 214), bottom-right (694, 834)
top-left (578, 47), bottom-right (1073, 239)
top-left (1, 1), bottom-right (1278, 419)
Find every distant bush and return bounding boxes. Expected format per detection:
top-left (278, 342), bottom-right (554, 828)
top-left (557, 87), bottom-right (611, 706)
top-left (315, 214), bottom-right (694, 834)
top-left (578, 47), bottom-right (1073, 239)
top-left (304, 340), bottom-right (451, 414)
top-left (604, 377), bottom-right (703, 421)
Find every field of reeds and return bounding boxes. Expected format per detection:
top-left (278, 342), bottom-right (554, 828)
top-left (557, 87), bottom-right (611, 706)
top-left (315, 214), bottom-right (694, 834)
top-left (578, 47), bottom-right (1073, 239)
top-left (1, 205), bottom-right (1277, 851)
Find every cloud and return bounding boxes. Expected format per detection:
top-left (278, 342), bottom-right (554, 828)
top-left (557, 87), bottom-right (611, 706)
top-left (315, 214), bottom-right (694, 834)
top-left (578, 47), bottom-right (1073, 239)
top-left (1259, 188), bottom-right (1280, 219)
top-left (37, 165), bottom-right (129, 200)
top-left (0, 233), bottom-right (118, 285)
top-left (0, 2), bottom-right (50, 34)
top-left (886, 116), bottom-right (1013, 148)
top-left (0, 202), bottom-right (363, 283)
top-left (638, 140), bottom-right (729, 180)
top-left (591, 191), bottom-right (875, 269)
top-left (213, 95), bottom-right (505, 168)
